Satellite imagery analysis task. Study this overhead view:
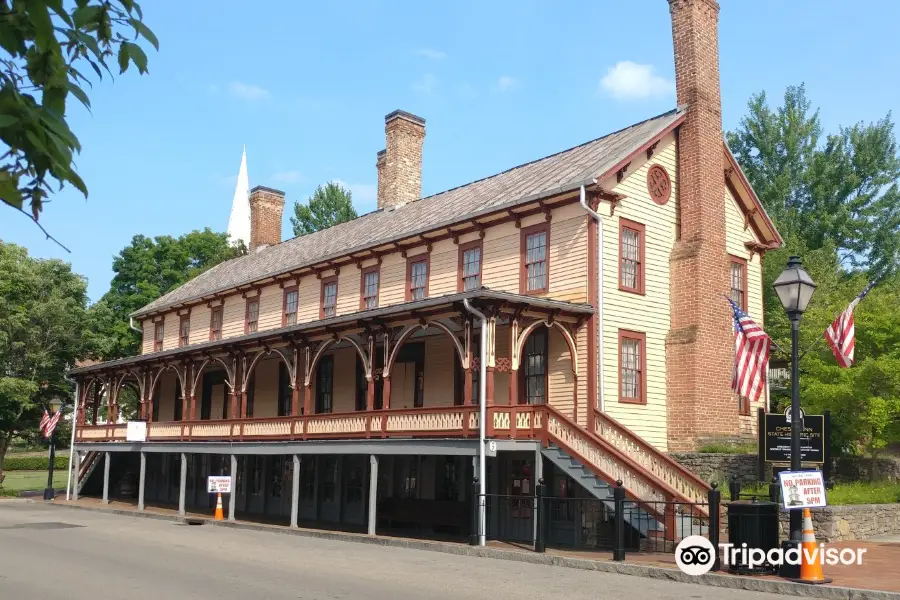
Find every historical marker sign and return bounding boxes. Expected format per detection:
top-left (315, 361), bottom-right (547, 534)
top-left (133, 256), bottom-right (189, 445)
top-left (762, 410), bottom-right (826, 464)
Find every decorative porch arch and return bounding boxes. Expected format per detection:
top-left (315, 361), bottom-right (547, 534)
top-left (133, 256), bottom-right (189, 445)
top-left (384, 320), bottom-right (466, 377)
top-left (513, 319), bottom-right (579, 377)
top-left (189, 355), bottom-right (235, 398)
top-left (304, 336), bottom-right (370, 387)
top-left (241, 347), bottom-right (295, 393)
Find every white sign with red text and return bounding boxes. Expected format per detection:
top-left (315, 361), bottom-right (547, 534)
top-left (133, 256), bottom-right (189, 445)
top-left (207, 476), bottom-right (232, 494)
top-left (779, 470), bottom-right (826, 510)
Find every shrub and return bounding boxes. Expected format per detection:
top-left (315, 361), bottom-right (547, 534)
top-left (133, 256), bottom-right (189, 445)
top-left (2, 456), bottom-right (69, 471)
top-left (697, 441), bottom-right (757, 454)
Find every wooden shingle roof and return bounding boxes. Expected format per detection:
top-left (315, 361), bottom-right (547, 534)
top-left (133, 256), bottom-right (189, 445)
top-left (133, 108), bottom-right (685, 318)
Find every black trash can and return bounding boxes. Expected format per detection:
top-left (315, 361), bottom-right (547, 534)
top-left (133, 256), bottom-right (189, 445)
top-left (726, 500), bottom-right (779, 574)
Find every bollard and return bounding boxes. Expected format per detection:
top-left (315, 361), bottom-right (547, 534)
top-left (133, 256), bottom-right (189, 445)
top-left (534, 479), bottom-right (545, 553)
top-left (470, 476), bottom-right (479, 546)
top-left (708, 482), bottom-right (721, 571)
top-left (613, 480), bottom-right (626, 561)
top-left (729, 473), bottom-right (741, 502)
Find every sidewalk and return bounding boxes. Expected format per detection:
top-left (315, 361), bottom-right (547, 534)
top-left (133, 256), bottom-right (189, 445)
top-left (41, 497), bottom-right (900, 599)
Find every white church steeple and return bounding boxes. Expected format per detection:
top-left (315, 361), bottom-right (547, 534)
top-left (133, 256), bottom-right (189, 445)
top-left (226, 146), bottom-right (251, 248)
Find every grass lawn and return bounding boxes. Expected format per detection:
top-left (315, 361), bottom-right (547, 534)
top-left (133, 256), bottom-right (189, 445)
top-left (1, 470), bottom-right (69, 494)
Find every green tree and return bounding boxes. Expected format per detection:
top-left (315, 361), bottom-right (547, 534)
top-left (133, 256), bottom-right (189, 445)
top-left (290, 182), bottom-right (358, 236)
top-left (0, 0), bottom-right (157, 236)
top-left (0, 242), bottom-right (93, 479)
top-left (91, 229), bottom-right (246, 359)
top-left (728, 85), bottom-right (900, 276)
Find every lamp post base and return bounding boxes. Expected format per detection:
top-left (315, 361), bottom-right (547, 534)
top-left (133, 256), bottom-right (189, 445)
top-left (778, 540), bottom-right (801, 579)
top-left (43, 487), bottom-right (56, 501)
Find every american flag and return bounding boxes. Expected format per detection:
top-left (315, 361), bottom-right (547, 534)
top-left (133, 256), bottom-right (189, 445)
top-left (41, 408), bottom-right (63, 439)
top-left (825, 281), bottom-right (876, 368)
top-left (728, 297), bottom-right (771, 403)
top-left (38, 410), bottom-right (51, 435)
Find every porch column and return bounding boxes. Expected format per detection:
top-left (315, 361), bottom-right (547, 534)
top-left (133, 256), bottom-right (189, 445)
top-left (367, 455), bottom-right (378, 536)
top-left (229, 454), bottom-right (237, 521)
top-left (366, 377), bottom-right (375, 411)
top-left (101, 451), bottom-right (111, 504)
top-left (509, 321), bottom-right (519, 406)
top-left (533, 445), bottom-right (543, 542)
top-left (290, 454), bottom-right (300, 528)
top-left (178, 452), bottom-right (187, 517)
top-left (138, 451), bottom-right (146, 512)
top-left (304, 384), bottom-right (312, 415)
top-left (382, 376), bottom-right (391, 410)
top-left (190, 394), bottom-right (197, 421)
top-left (291, 386), bottom-right (300, 417)
top-left (72, 450), bottom-right (81, 501)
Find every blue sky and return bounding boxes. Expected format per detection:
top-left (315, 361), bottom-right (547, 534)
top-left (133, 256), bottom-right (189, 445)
top-left (3, 0), bottom-right (898, 302)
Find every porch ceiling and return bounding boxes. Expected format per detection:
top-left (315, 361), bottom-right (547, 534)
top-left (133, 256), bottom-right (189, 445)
top-left (70, 288), bottom-right (593, 377)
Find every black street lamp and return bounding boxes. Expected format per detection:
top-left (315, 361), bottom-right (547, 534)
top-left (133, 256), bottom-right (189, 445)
top-left (43, 397), bottom-right (63, 501)
top-left (772, 256), bottom-right (817, 541)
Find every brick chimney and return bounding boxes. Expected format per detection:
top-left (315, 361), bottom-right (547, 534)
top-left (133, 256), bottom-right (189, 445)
top-left (666, 0), bottom-right (735, 450)
top-left (249, 185), bottom-right (285, 252)
top-left (378, 110), bottom-right (425, 210)
top-left (376, 149), bottom-right (387, 208)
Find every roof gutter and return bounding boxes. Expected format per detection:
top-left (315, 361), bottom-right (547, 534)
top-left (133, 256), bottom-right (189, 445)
top-left (129, 316), bottom-right (142, 334)
top-left (578, 184), bottom-right (606, 414)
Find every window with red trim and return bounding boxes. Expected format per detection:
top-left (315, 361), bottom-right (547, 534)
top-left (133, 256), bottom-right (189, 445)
top-left (210, 306), bottom-right (223, 341)
top-left (618, 329), bottom-right (646, 404)
top-left (153, 321), bottom-right (164, 352)
top-left (730, 256), bottom-right (748, 312)
top-left (458, 240), bottom-right (482, 292)
top-left (361, 267), bottom-right (379, 310)
top-left (283, 286), bottom-right (299, 326)
top-left (321, 277), bottom-right (338, 319)
top-left (245, 297), bottom-right (259, 334)
top-left (521, 224), bottom-right (549, 294)
top-left (406, 255), bottom-right (429, 301)
top-left (179, 315), bottom-right (190, 347)
top-left (619, 218), bottom-right (645, 294)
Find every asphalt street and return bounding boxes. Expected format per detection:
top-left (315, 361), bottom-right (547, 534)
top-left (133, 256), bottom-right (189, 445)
top-left (0, 501), bottom-right (790, 600)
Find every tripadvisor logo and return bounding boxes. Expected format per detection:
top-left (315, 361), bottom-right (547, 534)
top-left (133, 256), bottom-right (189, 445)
top-left (675, 536), bottom-right (716, 575)
top-left (675, 536), bottom-right (868, 575)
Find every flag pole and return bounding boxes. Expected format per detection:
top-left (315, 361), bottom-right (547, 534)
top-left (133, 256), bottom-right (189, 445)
top-left (65, 380), bottom-right (80, 501)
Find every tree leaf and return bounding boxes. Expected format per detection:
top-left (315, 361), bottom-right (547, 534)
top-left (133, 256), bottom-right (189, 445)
top-left (117, 43), bottom-right (129, 74)
top-left (122, 41), bottom-right (148, 74)
top-left (67, 82), bottom-right (91, 110)
top-left (0, 115), bottom-right (18, 128)
top-left (128, 18), bottom-right (158, 50)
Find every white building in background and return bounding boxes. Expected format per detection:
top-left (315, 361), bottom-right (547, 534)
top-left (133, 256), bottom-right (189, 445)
top-left (226, 146), bottom-right (251, 248)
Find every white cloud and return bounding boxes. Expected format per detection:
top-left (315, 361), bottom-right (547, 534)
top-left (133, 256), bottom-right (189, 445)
top-left (228, 81), bottom-right (271, 101)
top-left (333, 179), bottom-right (378, 211)
top-left (599, 61), bottom-right (674, 100)
top-left (415, 48), bottom-right (446, 60)
top-left (411, 73), bottom-right (438, 94)
top-left (494, 75), bottom-right (518, 92)
top-left (271, 170), bottom-right (304, 185)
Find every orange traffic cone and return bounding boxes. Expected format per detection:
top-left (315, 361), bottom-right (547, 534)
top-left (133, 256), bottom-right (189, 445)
top-left (214, 492), bottom-right (224, 521)
top-left (792, 508), bottom-right (832, 584)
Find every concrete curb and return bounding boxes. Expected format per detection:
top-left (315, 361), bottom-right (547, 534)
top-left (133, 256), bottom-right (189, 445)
top-left (41, 501), bottom-right (899, 600)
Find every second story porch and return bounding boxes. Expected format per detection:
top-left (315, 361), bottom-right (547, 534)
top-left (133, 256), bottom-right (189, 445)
top-left (72, 289), bottom-right (593, 445)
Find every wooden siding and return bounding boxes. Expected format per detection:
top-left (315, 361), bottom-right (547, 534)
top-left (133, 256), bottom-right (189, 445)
top-left (138, 202), bottom-right (589, 353)
top-left (424, 334), bottom-right (455, 407)
top-left (598, 133), bottom-right (679, 451)
top-left (155, 371), bottom-right (176, 421)
top-left (252, 357), bottom-right (280, 418)
top-left (725, 184), bottom-right (766, 436)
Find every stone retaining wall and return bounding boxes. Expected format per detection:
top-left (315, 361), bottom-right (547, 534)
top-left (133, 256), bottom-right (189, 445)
top-left (670, 452), bottom-right (900, 486)
top-left (777, 504), bottom-right (900, 543)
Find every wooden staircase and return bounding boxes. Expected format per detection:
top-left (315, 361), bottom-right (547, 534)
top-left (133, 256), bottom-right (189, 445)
top-left (77, 450), bottom-right (101, 495)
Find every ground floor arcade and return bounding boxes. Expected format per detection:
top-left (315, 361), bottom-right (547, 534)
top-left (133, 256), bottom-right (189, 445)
top-left (74, 440), bottom-right (625, 550)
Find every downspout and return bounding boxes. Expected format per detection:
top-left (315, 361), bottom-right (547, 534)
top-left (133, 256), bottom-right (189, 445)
top-left (578, 184), bottom-right (605, 414)
top-left (129, 316), bottom-right (142, 334)
top-left (462, 298), bottom-right (487, 547)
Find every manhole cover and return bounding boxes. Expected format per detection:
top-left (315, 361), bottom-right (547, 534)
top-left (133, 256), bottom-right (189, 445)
top-left (1, 522), bottom-right (84, 530)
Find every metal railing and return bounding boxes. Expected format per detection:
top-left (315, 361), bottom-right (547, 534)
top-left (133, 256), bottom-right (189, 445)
top-left (469, 480), bottom-right (723, 567)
